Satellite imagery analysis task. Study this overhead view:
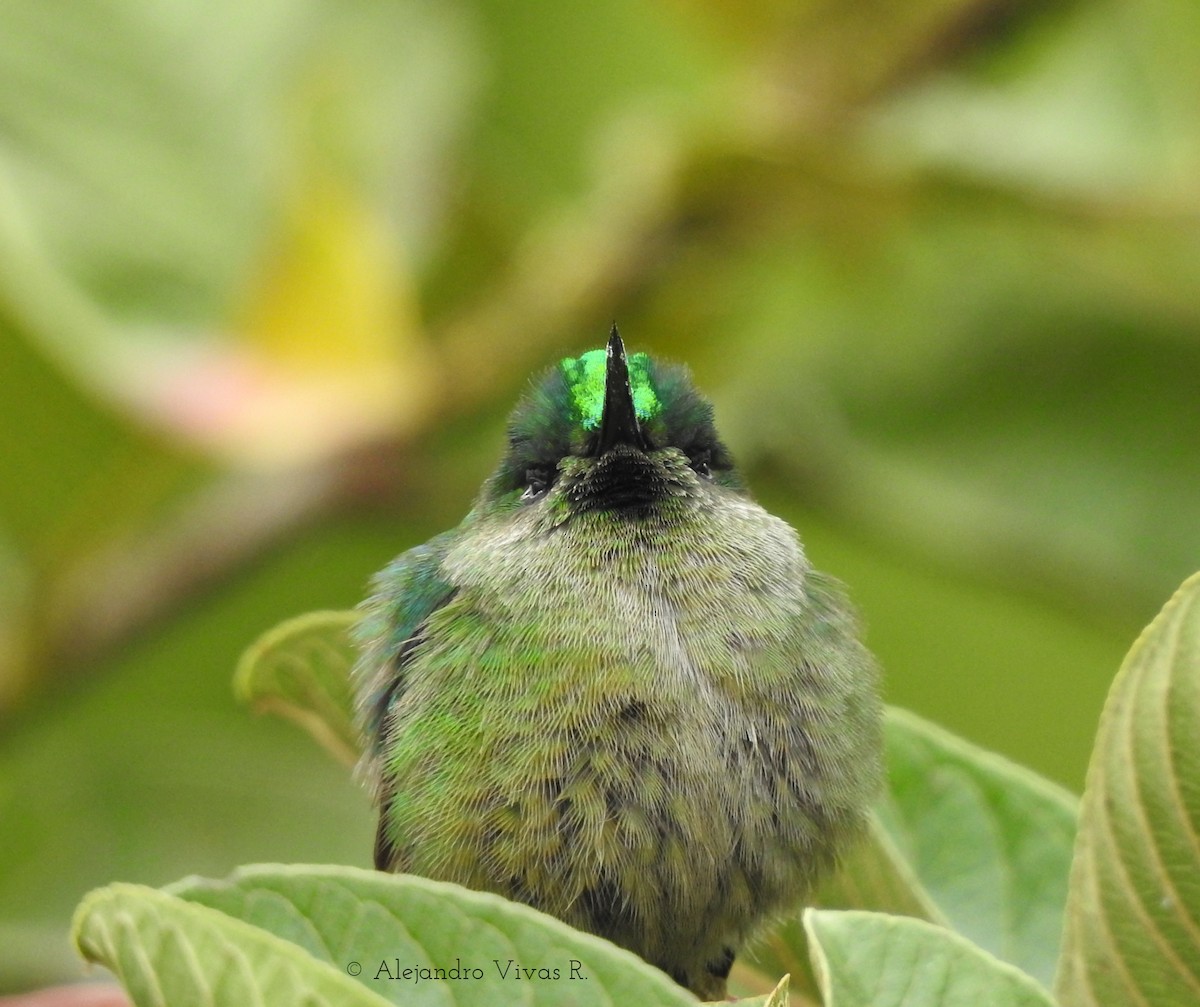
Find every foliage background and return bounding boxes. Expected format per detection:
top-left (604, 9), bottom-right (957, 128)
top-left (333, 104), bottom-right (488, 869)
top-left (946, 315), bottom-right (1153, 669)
top-left (1, 0), bottom-right (1197, 993)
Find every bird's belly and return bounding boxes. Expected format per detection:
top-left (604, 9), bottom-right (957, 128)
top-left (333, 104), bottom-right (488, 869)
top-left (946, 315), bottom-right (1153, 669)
top-left (387, 516), bottom-right (859, 966)
top-left (388, 602), bottom-right (825, 961)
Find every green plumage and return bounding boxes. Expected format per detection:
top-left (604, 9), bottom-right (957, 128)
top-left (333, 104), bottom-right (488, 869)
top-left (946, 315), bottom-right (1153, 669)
top-left (354, 331), bottom-right (881, 999)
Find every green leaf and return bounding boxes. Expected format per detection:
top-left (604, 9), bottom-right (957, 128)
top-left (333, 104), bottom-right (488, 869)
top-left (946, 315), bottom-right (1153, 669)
top-left (814, 814), bottom-right (942, 921)
top-left (741, 814), bottom-right (942, 1000)
top-left (805, 909), bottom-right (1055, 1007)
top-left (750, 708), bottom-right (1077, 992)
top-left (168, 862), bottom-right (699, 1006)
top-left (879, 708), bottom-right (1078, 987)
top-left (234, 609), bottom-right (362, 766)
top-left (72, 882), bottom-right (390, 1007)
top-left (1054, 572), bottom-right (1200, 1007)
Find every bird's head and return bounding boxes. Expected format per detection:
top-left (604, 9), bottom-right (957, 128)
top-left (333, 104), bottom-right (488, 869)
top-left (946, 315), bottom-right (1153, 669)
top-left (480, 327), bottom-right (742, 521)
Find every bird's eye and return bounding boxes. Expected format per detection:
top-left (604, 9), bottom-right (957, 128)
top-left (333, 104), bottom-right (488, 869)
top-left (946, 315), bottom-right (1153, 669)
top-left (520, 466), bottom-right (554, 501)
top-left (689, 449), bottom-right (712, 478)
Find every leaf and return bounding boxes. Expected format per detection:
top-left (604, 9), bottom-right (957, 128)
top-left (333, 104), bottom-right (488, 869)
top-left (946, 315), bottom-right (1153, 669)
top-left (1054, 572), bottom-right (1200, 1007)
top-left (814, 814), bottom-right (942, 921)
top-left (745, 707), bottom-right (1076, 992)
top-left (728, 973), bottom-right (791, 1007)
top-left (804, 909), bottom-right (1055, 1007)
top-left (763, 972), bottom-right (790, 1007)
top-left (879, 708), bottom-right (1078, 987)
top-left (72, 883), bottom-right (390, 1007)
top-left (0, 1), bottom-right (469, 468)
top-left (167, 863), bottom-right (699, 1006)
top-left (234, 610), bottom-right (362, 766)
top-left (741, 814), bottom-right (942, 999)
top-left (739, 710), bottom-right (1080, 998)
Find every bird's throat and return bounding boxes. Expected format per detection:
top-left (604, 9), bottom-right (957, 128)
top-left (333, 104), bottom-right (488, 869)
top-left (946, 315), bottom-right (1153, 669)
top-left (567, 449), bottom-right (673, 513)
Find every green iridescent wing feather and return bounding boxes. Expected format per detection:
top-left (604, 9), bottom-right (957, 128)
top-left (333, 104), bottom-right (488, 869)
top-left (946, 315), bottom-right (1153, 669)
top-left (353, 530), bottom-right (461, 868)
top-left (352, 531), bottom-right (458, 760)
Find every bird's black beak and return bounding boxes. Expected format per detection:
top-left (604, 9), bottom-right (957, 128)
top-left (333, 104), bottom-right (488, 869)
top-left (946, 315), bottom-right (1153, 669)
top-left (595, 325), bottom-right (649, 456)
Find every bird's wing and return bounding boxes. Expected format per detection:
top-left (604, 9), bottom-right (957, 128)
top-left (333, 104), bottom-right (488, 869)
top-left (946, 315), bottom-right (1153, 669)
top-left (351, 530), bottom-right (458, 761)
top-left (352, 531), bottom-right (459, 870)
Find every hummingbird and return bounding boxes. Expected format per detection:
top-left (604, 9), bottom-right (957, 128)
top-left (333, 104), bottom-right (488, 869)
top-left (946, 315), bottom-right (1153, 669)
top-left (353, 328), bottom-right (881, 999)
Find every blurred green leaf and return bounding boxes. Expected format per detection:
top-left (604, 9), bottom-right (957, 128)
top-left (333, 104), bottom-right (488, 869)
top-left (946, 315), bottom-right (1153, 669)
top-left (863, 3), bottom-right (1194, 198)
top-left (0, 314), bottom-right (185, 561)
top-left (804, 909), bottom-right (1055, 1007)
top-left (0, 0), bottom-right (471, 321)
top-left (1055, 572), bottom-right (1200, 1007)
top-left (0, 517), bottom-right (382, 991)
top-left (235, 609), bottom-right (361, 766)
top-left (0, 0), bottom-right (470, 465)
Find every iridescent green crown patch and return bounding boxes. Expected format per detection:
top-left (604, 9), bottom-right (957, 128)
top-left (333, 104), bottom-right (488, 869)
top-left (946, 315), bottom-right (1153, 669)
top-left (561, 348), bottom-right (660, 431)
